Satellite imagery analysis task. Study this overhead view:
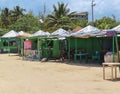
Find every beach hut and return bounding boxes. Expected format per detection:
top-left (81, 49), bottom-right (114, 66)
top-left (67, 37), bottom-right (103, 63)
top-left (20, 35), bottom-right (66, 61)
top-left (20, 30), bottom-right (51, 60)
top-left (20, 30), bottom-right (50, 60)
top-left (67, 25), bottom-right (120, 64)
top-left (20, 35), bottom-right (40, 60)
top-left (37, 36), bottom-right (67, 61)
top-left (67, 25), bottom-right (105, 63)
top-left (16, 31), bottom-right (33, 55)
top-left (1, 30), bottom-right (19, 53)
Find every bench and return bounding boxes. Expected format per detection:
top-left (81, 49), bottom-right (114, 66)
top-left (102, 62), bottom-right (120, 80)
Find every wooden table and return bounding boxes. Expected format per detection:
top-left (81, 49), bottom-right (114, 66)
top-left (74, 53), bottom-right (88, 63)
top-left (102, 62), bottom-right (120, 80)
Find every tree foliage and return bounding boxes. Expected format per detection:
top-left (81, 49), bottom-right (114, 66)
top-left (0, 3), bottom-right (120, 35)
top-left (0, 6), bottom-right (40, 34)
top-left (10, 6), bottom-right (26, 23)
top-left (72, 19), bottom-right (88, 28)
top-left (46, 2), bottom-right (75, 32)
top-left (0, 8), bottom-right (11, 28)
top-left (9, 14), bottom-right (41, 33)
top-left (93, 16), bottom-right (119, 29)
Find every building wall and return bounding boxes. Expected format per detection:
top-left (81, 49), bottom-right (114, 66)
top-left (71, 12), bottom-right (88, 21)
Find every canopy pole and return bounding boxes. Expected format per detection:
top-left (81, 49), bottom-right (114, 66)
top-left (75, 38), bottom-right (77, 54)
top-left (21, 38), bottom-right (24, 60)
top-left (112, 36), bottom-right (115, 62)
top-left (8, 38), bottom-right (10, 56)
top-left (37, 38), bottom-right (40, 61)
top-left (115, 35), bottom-right (119, 62)
top-left (68, 38), bottom-right (71, 62)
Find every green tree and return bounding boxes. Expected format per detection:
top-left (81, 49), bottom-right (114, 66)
top-left (0, 28), bottom-right (9, 36)
top-left (0, 8), bottom-right (11, 28)
top-left (9, 14), bottom-right (41, 33)
top-left (94, 16), bottom-right (119, 29)
top-left (10, 6), bottom-right (26, 23)
top-left (72, 19), bottom-right (88, 28)
top-left (0, 6), bottom-right (25, 29)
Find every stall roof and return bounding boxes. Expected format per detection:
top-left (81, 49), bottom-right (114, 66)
top-left (72, 26), bottom-right (82, 32)
top-left (112, 25), bottom-right (120, 32)
top-left (51, 28), bottom-right (70, 37)
top-left (70, 25), bottom-right (103, 37)
top-left (17, 31), bottom-right (32, 38)
top-left (33, 30), bottom-right (50, 36)
top-left (2, 30), bottom-right (18, 38)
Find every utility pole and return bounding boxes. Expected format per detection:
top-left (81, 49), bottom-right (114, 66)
top-left (43, 2), bottom-right (46, 17)
top-left (91, 0), bottom-right (96, 25)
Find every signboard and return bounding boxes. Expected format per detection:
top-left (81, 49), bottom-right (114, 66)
top-left (106, 31), bottom-right (116, 36)
top-left (24, 40), bottom-right (32, 50)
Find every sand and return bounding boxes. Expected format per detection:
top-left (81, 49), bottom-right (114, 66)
top-left (0, 53), bottom-right (120, 94)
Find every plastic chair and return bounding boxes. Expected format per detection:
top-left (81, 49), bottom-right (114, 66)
top-left (92, 51), bottom-right (100, 60)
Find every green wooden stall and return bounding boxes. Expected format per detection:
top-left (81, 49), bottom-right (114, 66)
top-left (67, 37), bottom-right (103, 61)
top-left (38, 37), bottom-right (66, 61)
top-left (21, 36), bottom-right (39, 60)
top-left (67, 32), bottom-right (120, 63)
top-left (21, 36), bottom-right (67, 61)
top-left (0, 37), bottom-right (20, 54)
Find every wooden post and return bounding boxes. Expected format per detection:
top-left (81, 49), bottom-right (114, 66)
top-left (21, 38), bottom-right (24, 60)
top-left (112, 36), bottom-right (115, 62)
top-left (111, 65), bottom-right (114, 80)
top-left (103, 64), bottom-right (105, 79)
top-left (37, 38), bottom-right (40, 61)
top-left (115, 35), bottom-right (119, 62)
top-left (74, 38), bottom-right (78, 63)
top-left (7, 38), bottom-right (10, 56)
top-left (115, 66), bottom-right (117, 78)
top-left (68, 38), bottom-right (71, 62)
top-left (75, 38), bottom-right (77, 54)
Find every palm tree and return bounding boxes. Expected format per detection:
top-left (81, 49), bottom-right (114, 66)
top-left (12, 6), bottom-right (25, 16)
top-left (11, 6), bottom-right (26, 22)
top-left (1, 8), bottom-right (11, 28)
top-left (94, 16), bottom-right (118, 29)
top-left (52, 2), bottom-right (73, 18)
top-left (46, 2), bottom-right (75, 31)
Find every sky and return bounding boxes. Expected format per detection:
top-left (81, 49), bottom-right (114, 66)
top-left (0, 0), bottom-right (120, 21)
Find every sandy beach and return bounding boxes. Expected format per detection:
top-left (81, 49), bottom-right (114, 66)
top-left (0, 53), bottom-right (120, 94)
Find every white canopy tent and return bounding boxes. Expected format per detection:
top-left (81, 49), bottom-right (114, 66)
top-left (33, 30), bottom-right (50, 36)
top-left (70, 25), bottom-right (102, 37)
top-left (45, 32), bottom-right (50, 35)
top-left (2, 30), bottom-right (18, 38)
top-left (18, 31), bottom-right (27, 35)
top-left (17, 31), bottom-right (32, 37)
top-left (51, 28), bottom-right (70, 37)
top-left (112, 25), bottom-right (120, 33)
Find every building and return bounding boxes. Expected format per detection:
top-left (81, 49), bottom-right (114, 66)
top-left (71, 12), bottom-right (88, 21)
